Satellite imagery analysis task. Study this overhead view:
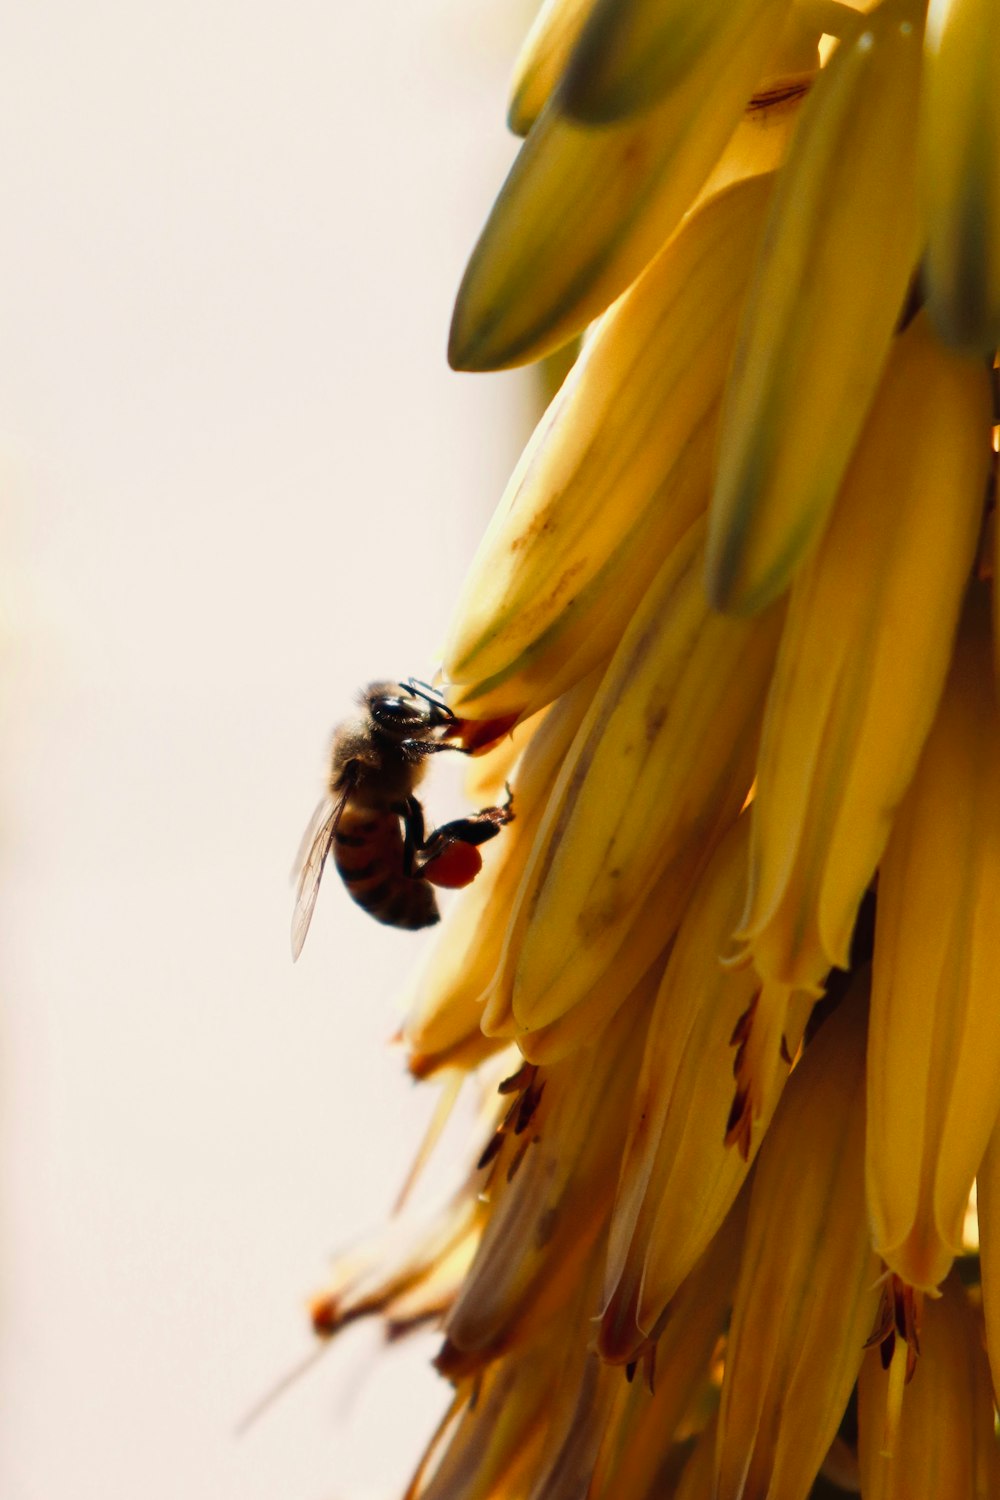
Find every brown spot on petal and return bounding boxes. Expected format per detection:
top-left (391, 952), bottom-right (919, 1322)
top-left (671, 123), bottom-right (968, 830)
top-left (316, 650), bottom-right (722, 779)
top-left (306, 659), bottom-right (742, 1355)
top-left (535, 1206), bottom-right (558, 1248)
top-left (645, 703), bottom-right (667, 744)
top-left (747, 78), bottom-right (810, 111)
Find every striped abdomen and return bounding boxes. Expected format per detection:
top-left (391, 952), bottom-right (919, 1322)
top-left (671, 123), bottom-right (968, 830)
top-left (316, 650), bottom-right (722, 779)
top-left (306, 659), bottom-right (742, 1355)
top-left (333, 802), bottom-right (439, 929)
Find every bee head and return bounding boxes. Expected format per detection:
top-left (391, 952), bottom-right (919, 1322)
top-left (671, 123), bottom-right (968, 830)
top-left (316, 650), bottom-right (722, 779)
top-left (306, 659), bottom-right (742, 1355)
top-left (364, 680), bottom-right (455, 737)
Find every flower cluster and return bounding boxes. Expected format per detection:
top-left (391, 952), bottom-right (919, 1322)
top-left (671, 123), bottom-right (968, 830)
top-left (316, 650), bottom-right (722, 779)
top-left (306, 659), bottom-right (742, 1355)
top-left (316, 1), bottom-right (1000, 1494)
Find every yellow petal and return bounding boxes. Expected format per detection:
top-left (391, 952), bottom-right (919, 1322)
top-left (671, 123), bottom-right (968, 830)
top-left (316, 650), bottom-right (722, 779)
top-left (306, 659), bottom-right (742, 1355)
top-left (738, 313), bottom-right (992, 990)
top-left (857, 1272), bottom-right (1000, 1499)
top-left (413, 1271), bottom-right (599, 1500)
top-left (449, 0), bottom-right (792, 371)
top-left (443, 175), bottom-right (775, 722)
top-left (309, 1183), bottom-right (484, 1341)
top-left (603, 818), bottom-right (794, 1346)
top-left (972, 1112), bottom-right (1000, 1408)
top-left (507, 0), bottom-right (593, 137)
top-left (444, 978), bottom-right (653, 1366)
top-left (867, 587), bottom-right (1000, 1292)
top-left (715, 976), bottom-right (880, 1500)
top-left (560, 0), bottom-right (784, 124)
top-left (921, 0), bottom-right (1000, 352)
top-left (402, 673), bottom-right (596, 1070)
top-left (504, 518), bottom-right (784, 1034)
top-left (706, 0), bottom-right (924, 615)
top-left (598, 1195), bottom-right (746, 1463)
top-left (671, 1413), bottom-right (720, 1500)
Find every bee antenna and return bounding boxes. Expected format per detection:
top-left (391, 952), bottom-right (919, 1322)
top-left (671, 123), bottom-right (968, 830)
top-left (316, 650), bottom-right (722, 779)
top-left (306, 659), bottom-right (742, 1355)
top-left (405, 678), bottom-right (456, 720)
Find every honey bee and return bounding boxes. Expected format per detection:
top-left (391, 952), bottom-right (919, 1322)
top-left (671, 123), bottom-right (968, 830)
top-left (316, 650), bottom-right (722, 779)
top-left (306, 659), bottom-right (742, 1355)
top-left (291, 679), bottom-right (514, 956)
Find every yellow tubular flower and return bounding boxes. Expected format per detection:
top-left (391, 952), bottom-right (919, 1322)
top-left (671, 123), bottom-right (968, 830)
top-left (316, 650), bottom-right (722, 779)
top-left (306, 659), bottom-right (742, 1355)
top-left (531, 1208), bottom-right (740, 1497)
top-left (517, 1354), bottom-right (612, 1500)
top-left (599, 1190), bottom-right (746, 1418)
top-left (602, 818), bottom-right (791, 1350)
top-left (867, 586), bottom-right (1000, 1294)
top-left (500, 517), bottom-right (784, 1036)
top-left (560, 0), bottom-right (791, 125)
top-left (601, 1179), bottom-right (747, 1377)
top-left (671, 1416), bottom-right (719, 1500)
top-left (977, 1117), bottom-right (1000, 1410)
top-left (410, 1269), bottom-right (600, 1500)
top-left (379, 1231), bottom-right (482, 1342)
top-left (508, 908), bottom-right (672, 1064)
top-left (715, 977), bottom-right (881, 1500)
top-left (443, 174), bottom-right (777, 724)
top-left (309, 1181), bottom-right (484, 1344)
top-left (737, 312), bottom-right (992, 992)
top-left (706, 0), bottom-right (925, 616)
top-left (691, 65), bottom-right (810, 210)
top-left (402, 674), bottom-right (597, 1075)
top-left (857, 1271), bottom-right (1000, 1499)
top-left (921, 0), bottom-right (1000, 353)
top-left (672, 1413), bottom-right (720, 1500)
top-left (448, 0), bottom-right (793, 370)
top-left (406, 1025), bottom-right (506, 1083)
top-left (531, 1338), bottom-right (719, 1500)
top-left (507, 0), bottom-right (592, 137)
top-left (441, 978), bottom-right (653, 1368)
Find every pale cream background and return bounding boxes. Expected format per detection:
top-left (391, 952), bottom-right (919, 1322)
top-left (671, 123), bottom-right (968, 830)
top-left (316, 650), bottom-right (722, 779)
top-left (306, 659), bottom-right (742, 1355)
top-left (0, 4), bottom-right (533, 1496)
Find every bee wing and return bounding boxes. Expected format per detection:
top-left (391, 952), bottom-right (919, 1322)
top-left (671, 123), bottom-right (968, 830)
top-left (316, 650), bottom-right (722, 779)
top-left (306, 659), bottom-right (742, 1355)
top-left (291, 796), bottom-right (334, 883)
top-left (290, 785), bottom-right (351, 961)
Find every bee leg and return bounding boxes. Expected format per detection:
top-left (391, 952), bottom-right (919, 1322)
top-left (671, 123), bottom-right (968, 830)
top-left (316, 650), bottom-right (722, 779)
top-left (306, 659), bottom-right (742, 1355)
top-left (397, 796), bottom-right (428, 880)
top-left (414, 792), bottom-right (515, 873)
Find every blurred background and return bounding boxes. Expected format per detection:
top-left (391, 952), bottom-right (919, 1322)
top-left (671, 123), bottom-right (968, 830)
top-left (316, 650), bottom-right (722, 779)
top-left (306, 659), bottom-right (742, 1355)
top-left (0, 3), bottom-right (535, 1496)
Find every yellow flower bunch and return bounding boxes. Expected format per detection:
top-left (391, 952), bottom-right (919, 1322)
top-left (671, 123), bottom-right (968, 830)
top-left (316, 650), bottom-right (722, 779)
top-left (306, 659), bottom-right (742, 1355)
top-left (316, 0), bottom-right (1000, 1493)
